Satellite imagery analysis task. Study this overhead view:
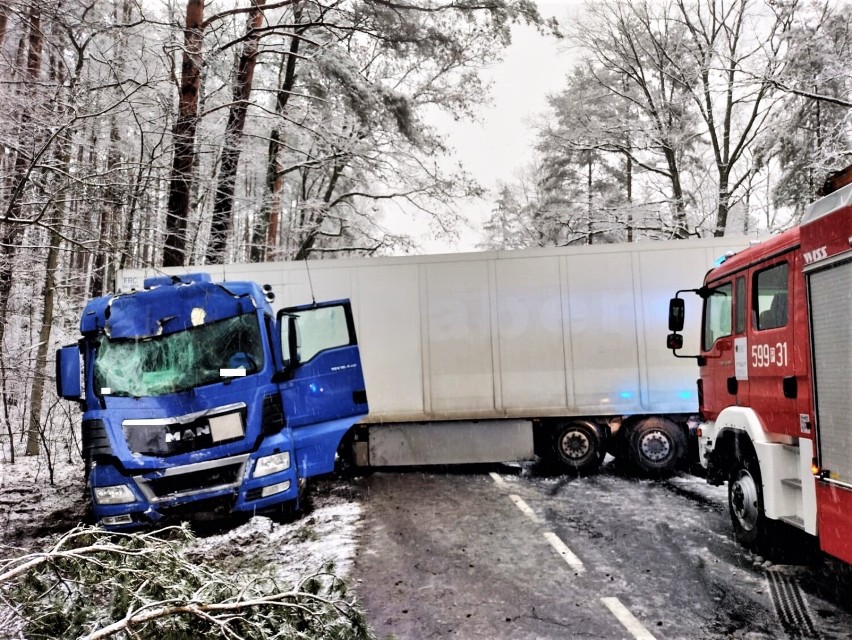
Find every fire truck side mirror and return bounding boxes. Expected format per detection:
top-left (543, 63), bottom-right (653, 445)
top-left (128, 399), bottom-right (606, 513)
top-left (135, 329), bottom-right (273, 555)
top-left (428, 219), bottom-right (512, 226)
top-left (666, 333), bottom-right (684, 350)
top-left (668, 298), bottom-right (685, 332)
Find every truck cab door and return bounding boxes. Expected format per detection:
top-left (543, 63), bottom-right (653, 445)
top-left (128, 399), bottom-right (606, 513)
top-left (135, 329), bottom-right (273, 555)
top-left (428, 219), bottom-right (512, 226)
top-left (277, 301), bottom-right (369, 478)
top-left (746, 257), bottom-right (801, 438)
top-left (700, 281), bottom-right (737, 419)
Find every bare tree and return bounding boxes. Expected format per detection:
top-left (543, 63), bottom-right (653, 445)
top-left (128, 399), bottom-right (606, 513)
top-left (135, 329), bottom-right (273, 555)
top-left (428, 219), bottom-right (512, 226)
top-left (569, 0), bottom-right (699, 238)
top-left (207, 0), bottom-right (268, 264)
top-left (253, 2), bottom-right (307, 262)
top-left (0, 3), bottom-right (44, 457)
top-left (757, 0), bottom-right (852, 214)
top-left (674, 0), bottom-right (793, 236)
top-left (163, 0), bottom-right (207, 267)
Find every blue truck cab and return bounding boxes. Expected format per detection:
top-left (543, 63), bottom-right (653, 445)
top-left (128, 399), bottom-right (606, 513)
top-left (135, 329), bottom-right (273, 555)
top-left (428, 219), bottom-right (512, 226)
top-left (56, 273), bottom-right (368, 529)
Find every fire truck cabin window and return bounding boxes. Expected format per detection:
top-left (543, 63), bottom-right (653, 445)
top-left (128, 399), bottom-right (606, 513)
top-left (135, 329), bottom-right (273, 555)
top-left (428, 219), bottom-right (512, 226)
top-left (754, 263), bottom-right (789, 331)
top-left (735, 276), bottom-right (746, 334)
top-left (703, 283), bottom-right (732, 350)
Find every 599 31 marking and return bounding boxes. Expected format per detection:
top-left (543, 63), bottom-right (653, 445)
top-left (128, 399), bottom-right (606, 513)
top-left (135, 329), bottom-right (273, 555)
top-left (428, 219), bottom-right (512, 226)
top-left (752, 342), bottom-right (788, 368)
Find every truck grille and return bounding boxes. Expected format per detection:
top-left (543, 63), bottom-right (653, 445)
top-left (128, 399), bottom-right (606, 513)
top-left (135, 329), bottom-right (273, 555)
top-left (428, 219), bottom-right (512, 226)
top-left (123, 404), bottom-right (246, 457)
top-left (83, 419), bottom-right (111, 462)
top-left (135, 457), bottom-right (247, 501)
top-left (157, 495), bottom-right (237, 520)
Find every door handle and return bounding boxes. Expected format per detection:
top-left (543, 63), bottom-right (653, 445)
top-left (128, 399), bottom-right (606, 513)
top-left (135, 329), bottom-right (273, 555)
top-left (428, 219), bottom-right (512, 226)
top-left (727, 376), bottom-right (738, 395)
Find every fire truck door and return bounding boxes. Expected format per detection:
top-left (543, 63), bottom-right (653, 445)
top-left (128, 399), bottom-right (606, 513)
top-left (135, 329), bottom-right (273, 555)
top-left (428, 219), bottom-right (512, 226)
top-left (746, 259), bottom-right (800, 437)
top-left (700, 281), bottom-right (738, 419)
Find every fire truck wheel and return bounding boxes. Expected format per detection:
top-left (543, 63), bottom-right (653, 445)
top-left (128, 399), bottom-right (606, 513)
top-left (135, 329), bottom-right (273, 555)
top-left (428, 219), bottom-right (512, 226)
top-left (627, 417), bottom-right (686, 476)
top-left (551, 421), bottom-right (602, 475)
top-left (728, 454), bottom-right (765, 546)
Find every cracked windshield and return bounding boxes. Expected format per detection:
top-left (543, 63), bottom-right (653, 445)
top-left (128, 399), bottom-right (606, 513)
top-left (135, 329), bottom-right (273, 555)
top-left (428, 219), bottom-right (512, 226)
top-left (94, 314), bottom-right (263, 397)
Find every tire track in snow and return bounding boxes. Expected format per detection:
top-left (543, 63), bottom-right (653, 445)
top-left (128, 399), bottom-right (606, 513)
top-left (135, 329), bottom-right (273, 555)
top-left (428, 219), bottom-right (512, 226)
top-left (767, 568), bottom-right (818, 639)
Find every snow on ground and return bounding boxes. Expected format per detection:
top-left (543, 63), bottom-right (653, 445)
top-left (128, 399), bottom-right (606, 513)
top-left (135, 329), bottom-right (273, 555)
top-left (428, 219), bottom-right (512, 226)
top-left (0, 455), bottom-right (87, 543)
top-left (664, 471), bottom-right (729, 504)
top-left (0, 454), bottom-right (364, 636)
top-left (0, 456), bottom-right (362, 573)
top-left (187, 487), bottom-right (362, 587)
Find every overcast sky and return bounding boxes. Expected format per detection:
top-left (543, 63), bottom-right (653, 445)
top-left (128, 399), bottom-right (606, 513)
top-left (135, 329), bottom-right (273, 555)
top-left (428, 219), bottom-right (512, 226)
top-left (412, 0), bottom-right (585, 253)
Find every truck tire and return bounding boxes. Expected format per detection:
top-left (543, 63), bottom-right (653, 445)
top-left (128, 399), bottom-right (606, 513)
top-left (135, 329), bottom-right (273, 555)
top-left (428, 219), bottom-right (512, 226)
top-left (627, 417), bottom-right (685, 476)
top-left (728, 453), bottom-right (766, 546)
top-left (550, 420), bottom-right (602, 475)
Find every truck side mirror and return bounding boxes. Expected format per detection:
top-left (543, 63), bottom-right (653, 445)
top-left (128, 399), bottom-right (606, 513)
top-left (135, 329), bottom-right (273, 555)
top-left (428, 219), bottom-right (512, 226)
top-left (666, 333), bottom-right (684, 350)
top-left (668, 298), bottom-right (685, 332)
top-left (56, 345), bottom-right (82, 399)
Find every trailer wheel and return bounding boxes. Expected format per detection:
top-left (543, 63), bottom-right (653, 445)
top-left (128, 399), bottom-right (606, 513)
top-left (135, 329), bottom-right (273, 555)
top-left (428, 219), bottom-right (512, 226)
top-left (627, 417), bottom-right (685, 476)
top-left (728, 454), bottom-right (765, 546)
top-left (551, 421), bottom-right (602, 475)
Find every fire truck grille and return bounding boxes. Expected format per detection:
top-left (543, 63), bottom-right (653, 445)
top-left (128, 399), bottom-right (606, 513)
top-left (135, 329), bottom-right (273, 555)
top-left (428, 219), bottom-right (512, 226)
top-left (140, 462), bottom-right (244, 500)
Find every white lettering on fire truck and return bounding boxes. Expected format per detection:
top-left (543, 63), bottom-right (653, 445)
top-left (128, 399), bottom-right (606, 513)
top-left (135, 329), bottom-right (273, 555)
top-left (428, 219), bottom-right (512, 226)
top-left (803, 246), bottom-right (828, 264)
top-left (751, 342), bottom-right (788, 368)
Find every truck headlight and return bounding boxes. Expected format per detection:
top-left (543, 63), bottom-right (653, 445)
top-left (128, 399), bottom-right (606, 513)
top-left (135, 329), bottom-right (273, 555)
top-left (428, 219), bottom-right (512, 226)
top-left (253, 452), bottom-right (291, 478)
top-left (93, 484), bottom-right (136, 505)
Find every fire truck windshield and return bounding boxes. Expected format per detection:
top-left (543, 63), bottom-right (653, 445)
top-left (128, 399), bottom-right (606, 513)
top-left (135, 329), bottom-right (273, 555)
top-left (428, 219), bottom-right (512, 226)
top-left (93, 314), bottom-right (264, 397)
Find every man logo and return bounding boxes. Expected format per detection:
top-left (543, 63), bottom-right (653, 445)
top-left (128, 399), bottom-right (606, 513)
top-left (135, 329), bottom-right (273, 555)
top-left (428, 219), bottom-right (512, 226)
top-left (165, 424), bottom-right (211, 443)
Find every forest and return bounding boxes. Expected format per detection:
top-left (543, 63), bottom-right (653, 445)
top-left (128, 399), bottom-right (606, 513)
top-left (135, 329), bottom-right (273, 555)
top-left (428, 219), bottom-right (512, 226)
top-left (480, 0), bottom-right (852, 249)
top-left (0, 0), bottom-right (849, 481)
top-left (0, 0), bottom-right (852, 638)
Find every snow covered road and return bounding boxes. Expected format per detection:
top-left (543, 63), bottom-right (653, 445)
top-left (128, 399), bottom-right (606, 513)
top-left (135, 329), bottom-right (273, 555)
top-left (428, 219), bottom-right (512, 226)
top-left (350, 464), bottom-right (852, 639)
top-left (4, 458), bottom-right (852, 639)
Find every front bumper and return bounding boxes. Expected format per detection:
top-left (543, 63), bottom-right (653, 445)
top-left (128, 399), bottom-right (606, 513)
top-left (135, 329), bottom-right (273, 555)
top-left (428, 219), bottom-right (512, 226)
top-left (89, 435), bottom-right (299, 529)
top-left (696, 419), bottom-right (729, 484)
top-left (697, 420), bottom-right (719, 468)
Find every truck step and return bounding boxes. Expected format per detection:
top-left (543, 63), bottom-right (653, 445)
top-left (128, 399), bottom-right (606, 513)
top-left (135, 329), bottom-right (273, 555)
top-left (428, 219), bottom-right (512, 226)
top-left (781, 478), bottom-right (802, 490)
top-left (779, 515), bottom-right (805, 530)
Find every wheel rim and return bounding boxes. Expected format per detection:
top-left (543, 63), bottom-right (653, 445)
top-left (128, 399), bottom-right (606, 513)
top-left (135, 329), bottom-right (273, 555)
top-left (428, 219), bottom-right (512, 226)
top-left (560, 430), bottom-right (591, 460)
top-left (730, 469), bottom-right (759, 533)
top-left (639, 430), bottom-right (671, 462)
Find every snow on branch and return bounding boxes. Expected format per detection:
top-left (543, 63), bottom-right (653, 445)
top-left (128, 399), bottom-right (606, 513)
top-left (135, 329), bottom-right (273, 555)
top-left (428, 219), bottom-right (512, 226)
top-left (0, 524), bottom-right (374, 640)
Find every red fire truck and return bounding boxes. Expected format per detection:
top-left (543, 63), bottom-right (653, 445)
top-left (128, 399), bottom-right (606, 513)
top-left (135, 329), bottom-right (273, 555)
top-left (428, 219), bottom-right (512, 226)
top-left (667, 170), bottom-right (852, 565)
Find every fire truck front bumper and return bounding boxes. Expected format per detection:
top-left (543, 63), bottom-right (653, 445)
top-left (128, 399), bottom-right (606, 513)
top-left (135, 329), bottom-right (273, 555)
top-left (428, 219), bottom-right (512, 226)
top-left (696, 420), bottom-right (719, 471)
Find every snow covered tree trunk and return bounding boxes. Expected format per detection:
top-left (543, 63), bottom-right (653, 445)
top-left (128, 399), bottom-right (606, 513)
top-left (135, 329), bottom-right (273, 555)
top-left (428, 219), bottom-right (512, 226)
top-left (0, 5), bottom-right (7, 50)
top-left (253, 7), bottom-right (303, 262)
top-left (207, 0), bottom-right (267, 264)
top-left (163, 0), bottom-right (205, 267)
top-left (25, 217), bottom-right (62, 457)
top-left (1, 5), bottom-right (43, 455)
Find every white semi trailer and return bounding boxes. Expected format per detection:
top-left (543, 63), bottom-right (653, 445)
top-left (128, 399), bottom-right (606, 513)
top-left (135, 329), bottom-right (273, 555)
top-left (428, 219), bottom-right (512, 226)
top-left (118, 237), bottom-right (748, 475)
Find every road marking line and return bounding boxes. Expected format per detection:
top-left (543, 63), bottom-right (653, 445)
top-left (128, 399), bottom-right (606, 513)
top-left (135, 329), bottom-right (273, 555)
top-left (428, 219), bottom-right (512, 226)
top-left (489, 472), bottom-right (506, 486)
top-left (508, 494), bottom-right (539, 522)
top-left (543, 531), bottom-right (585, 574)
top-left (600, 597), bottom-right (657, 640)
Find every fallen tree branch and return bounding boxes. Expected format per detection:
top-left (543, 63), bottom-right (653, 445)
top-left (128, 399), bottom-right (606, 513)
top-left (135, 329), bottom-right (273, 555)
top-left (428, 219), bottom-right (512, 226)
top-left (0, 524), bottom-right (373, 640)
